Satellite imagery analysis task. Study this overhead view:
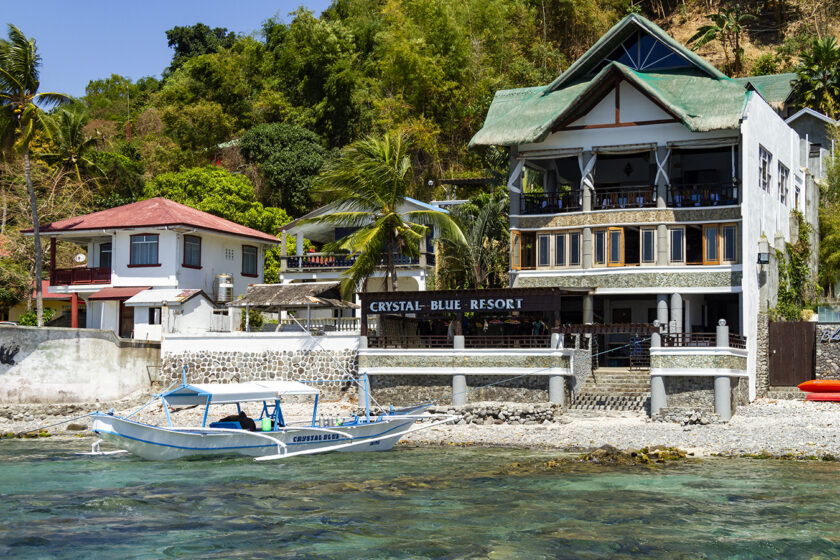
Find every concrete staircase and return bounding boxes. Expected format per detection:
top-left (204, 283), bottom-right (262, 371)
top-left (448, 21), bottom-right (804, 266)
top-left (570, 367), bottom-right (651, 412)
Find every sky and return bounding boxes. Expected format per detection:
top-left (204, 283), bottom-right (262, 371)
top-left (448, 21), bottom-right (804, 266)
top-left (0, 0), bottom-right (333, 98)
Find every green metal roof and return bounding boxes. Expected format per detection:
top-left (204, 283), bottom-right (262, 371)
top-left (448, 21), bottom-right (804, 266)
top-left (469, 14), bottom-right (794, 148)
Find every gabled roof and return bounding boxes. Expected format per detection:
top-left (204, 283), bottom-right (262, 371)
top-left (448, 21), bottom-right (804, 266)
top-left (786, 107), bottom-right (837, 126)
top-left (227, 282), bottom-right (356, 309)
top-left (124, 288), bottom-right (213, 307)
top-left (546, 14), bottom-right (726, 92)
top-left (733, 73), bottom-right (796, 107)
top-left (470, 62), bottom-right (748, 147)
top-left (27, 198), bottom-right (279, 244)
top-left (88, 286), bottom-right (151, 301)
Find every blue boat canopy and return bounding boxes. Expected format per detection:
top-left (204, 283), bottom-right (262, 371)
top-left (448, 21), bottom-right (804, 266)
top-left (162, 381), bottom-right (319, 406)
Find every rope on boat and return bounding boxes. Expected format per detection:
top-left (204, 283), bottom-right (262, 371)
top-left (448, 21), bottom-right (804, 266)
top-left (2, 412), bottom-right (95, 439)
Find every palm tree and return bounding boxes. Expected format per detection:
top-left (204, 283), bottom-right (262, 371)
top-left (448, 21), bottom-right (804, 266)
top-left (305, 132), bottom-right (464, 298)
top-left (687, 5), bottom-right (755, 76)
top-left (0, 24), bottom-right (69, 326)
top-left (42, 108), bottom-right (101, 183)
top-left (438, 192), bottom-right (509, 289)
top-left (792, 37), bottom-right (840, 119)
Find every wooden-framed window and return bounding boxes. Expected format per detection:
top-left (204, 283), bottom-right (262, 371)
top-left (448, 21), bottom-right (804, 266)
top-left (778, 163), bottom-right (790, 205)
top-left (607, 227), bottom-right (623, 267)
top-left (512, 232), bottom-right (521, 270)
top-left (703, 225), bottom-right (720, 265)
top-left (183, 235), bottom-right (201, 268)
top-left (594, 230), bottom-right (606, 266)
top-left (538, 234), bottom-right (550, 267)
top-left (129, 234), bottom-right (159, 267)
top-left (554, 234), bottom-right (566, 266)
top-left (569, 232), bottom-right (581, 266)
top-left (641, 228), bottom-right (655, 264)
top-left (242, 245), bottom-right (258, 277)
top-left (669, 227), bottom-right (685, 263)
top-left (759, 145), bottom-right (772, 191)
top-left (722, 224), bottom-right (737, 263)
top-left (99, 242), bottom-right (112, 269)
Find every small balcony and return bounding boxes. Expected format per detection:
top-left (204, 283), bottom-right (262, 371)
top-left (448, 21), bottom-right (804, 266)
top-left (667, 182), bottom-right (739, 207)
top-left (593, 185), bottom-right (657, 210)
top-left (282, 252), bottom-right (431, 271)
top-left (521, 189), bottom-right (582, 215)
top-left (51, 267), bottom-right (111, 286)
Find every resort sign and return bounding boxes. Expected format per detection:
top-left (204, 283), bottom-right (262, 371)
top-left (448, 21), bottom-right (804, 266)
top-left (361, 288), bottom-right (579, 316)
top-left (368, 297), bottom-right (526, 314)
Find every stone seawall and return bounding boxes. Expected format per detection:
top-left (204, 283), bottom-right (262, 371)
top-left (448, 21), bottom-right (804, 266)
top-left (816, 324), bottom-right (840, 379)
top-left (369, 375), bottom-right (552, 405)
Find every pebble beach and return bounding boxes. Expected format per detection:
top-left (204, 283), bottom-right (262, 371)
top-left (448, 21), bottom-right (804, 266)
top-left (2, 394), bottom-right (839, 459)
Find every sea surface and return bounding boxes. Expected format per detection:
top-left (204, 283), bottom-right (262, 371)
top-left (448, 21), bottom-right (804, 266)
top-left (0, 440), bottom-right (839, 559)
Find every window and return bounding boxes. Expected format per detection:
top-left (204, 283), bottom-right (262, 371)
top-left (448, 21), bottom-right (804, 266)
top-left (130, 234), bottom-right (159, 266)
top-left (538, 235), bottom-right (550, 267)
top-left (512, 232), bottom-right (521, 270)
top-left (99, 242), bottom-right (112, 269)
top-left (554, 234), bottom-right (566, 266)
top-left (594, 230), bottom-right (606, 265)
top-left (809, 143), bottom-right (822, 158)
top-left (148, 307), bottom-right (161, 325)
top-left (723, 225), bottom-right (737, 262)
top-left (778, 163), bottom-right (790, 205)
top-left (670, 228), bottom-right (684, 263)
top-left (183, 235), bottom-right (201, 268)
top-left (759, 146), bottom-right (772, 191)
top-left (242, 245), bottom-right (258, 277)
top-left (569, 232), bottom-right (581, 266)
top-left (703, 225), bottom-right (719, 265)
top-left (607, 227), bottom-right (623, 267)
top-left (641, 229), bottom-right (655, 263)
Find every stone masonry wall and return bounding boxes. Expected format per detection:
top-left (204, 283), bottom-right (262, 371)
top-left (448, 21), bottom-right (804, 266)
top-left (162, 349), bottom-right (358, 400)
top-left (517, 270), bottom-right (741, 289)
top-left (663, 376), bottom-right (715, 409)
top-left (368, 375), bottom-right (550, 405)
top-left (755, 312), bottom-right (770, 395)
top-left (815, 324), bottom-right (840, 379)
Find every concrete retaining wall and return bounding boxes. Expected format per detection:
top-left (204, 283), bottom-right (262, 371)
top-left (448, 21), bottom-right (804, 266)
top-left (0, 326), bottom-right (159, 404)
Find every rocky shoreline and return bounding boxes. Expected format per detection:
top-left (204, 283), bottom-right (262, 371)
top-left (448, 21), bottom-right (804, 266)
top-left (2, 394), bottom-right (839, 459)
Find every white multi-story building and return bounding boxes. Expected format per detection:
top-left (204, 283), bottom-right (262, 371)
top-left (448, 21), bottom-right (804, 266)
top-left (29, 197), bottom-right (279, 339)
top-left (470, 14), bottom-right (821, 399)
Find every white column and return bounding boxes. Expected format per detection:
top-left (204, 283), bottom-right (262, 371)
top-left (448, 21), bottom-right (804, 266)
top-left (295, 233), bottom-right (304, 256)
top-left (683, 296), bottom-right (691, 334)
top-left (670, 293), bottom-right (683, 333)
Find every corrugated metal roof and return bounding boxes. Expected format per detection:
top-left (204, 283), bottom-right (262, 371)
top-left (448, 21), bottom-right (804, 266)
top-left (27, 198), bottom-right (279, 244)
top-left (88, 286), bottom-right (151, 300)
top-left (123, 289), bottom-right (210, 307)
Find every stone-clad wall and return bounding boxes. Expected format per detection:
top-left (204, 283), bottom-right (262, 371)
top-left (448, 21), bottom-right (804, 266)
top-left (518, 206), bottom-right (741, 230)
top-left (816, 324), bottom-right (840, 379)
top-left (359, 352), bottom-right (570, 370)
top-left (161, 349), bottom-right (358, 399)
top-left (517, 270), bottom-right (741, 289)
top-left (755, 313), bottom-right (770, 394)
top-left (650, 353), bottom-right (747, 370)
top-left (661, 376), bottom-right (748, 411)
top-left (369, 375), bottom-right (551, 405)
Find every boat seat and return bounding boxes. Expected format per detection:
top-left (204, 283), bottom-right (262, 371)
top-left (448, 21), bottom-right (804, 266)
top-left (209, 421), bottom-right (243, 430)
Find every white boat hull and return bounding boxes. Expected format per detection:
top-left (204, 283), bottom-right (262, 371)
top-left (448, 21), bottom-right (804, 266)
top-left (91, 414), bottom-right (418, 461)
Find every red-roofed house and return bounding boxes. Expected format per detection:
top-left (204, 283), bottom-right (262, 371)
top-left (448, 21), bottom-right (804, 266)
top-left (24, 198), bottom-right (279, 338)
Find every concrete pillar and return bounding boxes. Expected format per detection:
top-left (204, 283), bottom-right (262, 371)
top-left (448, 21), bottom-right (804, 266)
top-left (655, 146), bottom-right (669, 209)
top-left (280, 234), bottom-right (288, 271)
top-left (683, 296), bottom-right (691, 333)
top-left (582, 185), bottom-right (592, 212)
top-left (714, 375), bottom-right (732, 421)
top-left (656, 224), bottom-right (668, 265)
top-left (358, 336), bottom-right (368, 349)
top-left (295, 233), bottom-right (304, 256)
top-left (583, 294), bottom-right (594, 324)
top-left (670, 293), bottom-right (683, 333)
top-left (70, 293), bottom-right (79, 329)
top-left (452, 374), bottom-right (467, 406)
top-left (548, 375), bottom-right (566, 405)
top-left (657, 295), bottom-right (669, 331)
top-left (650, 375), bottom-right (666, 416)
top-left (551, 332), bottom-right (562, 349)
top-left (716, 319), bottom-right (729, 347)
top-left (453, 334), bottom-right (464, 350)
top-left (582, 227), bottom-right (593, 269)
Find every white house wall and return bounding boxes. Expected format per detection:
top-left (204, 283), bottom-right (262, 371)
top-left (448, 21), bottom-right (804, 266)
top-left (111, 229), bottom-right (179, 288)
top-left (172, 231), bottom-right (265, 299)
top-left (567, 82), bottom-right (673, 128)
top-left (739, 92), bottom-right (804, 399)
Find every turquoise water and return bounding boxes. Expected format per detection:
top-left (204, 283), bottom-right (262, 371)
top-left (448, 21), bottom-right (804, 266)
top-left (1, 440), bottom-right (839, 559)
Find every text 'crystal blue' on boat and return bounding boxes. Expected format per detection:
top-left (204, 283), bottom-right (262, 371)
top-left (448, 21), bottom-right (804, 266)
top-left (89, 370), bottom-right (458, 461)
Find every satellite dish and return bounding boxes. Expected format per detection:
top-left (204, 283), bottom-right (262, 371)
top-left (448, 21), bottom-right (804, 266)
top-left (74, 253), bottom-right (86, 263)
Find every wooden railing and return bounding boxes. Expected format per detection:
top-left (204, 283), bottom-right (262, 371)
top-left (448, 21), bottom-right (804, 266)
top-left (51, 267), bottom-right (111, 285)
top-left (729, 334), bottom-right (747, 349)
top-left (521, 190), bottom-right (582, 214)
top-left (667, 182), bottom-right (739, 207)
top-left (593, 186), bottom-right (657, 210)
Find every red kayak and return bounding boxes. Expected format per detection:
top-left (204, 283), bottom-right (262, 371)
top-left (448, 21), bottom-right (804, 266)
top-left (798, 380), bottom-right (840, 393)
top-left (806, 392), bottom-right (840, 402)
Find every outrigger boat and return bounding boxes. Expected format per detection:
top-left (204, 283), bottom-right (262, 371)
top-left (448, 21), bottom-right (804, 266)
top-left (89, 372), bottom-right (457, 461)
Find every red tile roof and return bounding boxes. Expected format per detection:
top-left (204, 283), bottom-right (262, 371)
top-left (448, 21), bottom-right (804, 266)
top-left (88, 286), bottom-right (151, 301)
top-left (27, 198), bottom-right (279, 244)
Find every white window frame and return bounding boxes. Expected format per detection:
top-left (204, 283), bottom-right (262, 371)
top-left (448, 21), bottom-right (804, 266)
top-left (537, 234), bottom-right (550, 268)
top-left (669, 227), bottom-right (685, 263)
top-left (722, 224), bottom-right (737, 263)
top-left (594, 229), bottom-right (606, 266)
top-left (778, 163), bottom-right (790, 205)
top-left (759, 145), bottom-right (772, 191)
top-left (641, 228), bottom-right (656, 264)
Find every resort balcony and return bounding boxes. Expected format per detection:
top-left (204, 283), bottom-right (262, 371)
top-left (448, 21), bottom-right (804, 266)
top-left (667, 182), bottom-right (739, 207)
top-left (593, 185), bottom-right (657, 210)
top-left (521, 190), bottom-right (582, 215)
top-left (51, 266), bottom-right (111, 286)
top-left (281, 252), bottom-right (433, 271)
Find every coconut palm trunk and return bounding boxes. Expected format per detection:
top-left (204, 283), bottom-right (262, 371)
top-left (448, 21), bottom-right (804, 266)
top-left (23, 148), bottom-right (43, 325)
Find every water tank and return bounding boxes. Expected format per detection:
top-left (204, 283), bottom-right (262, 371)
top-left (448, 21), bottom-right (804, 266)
top-left (214, 273), bottom-right (234, 303)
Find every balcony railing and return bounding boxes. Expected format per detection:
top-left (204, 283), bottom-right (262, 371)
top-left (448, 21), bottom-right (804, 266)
top-left (593, 185), bottom-right (657, 210)
top-left (667, 182), bottom-right (739, 207)
top-left (662, 333), bottom-right (718, 347)
top-left (521, 190), bottom-right (582, 214)
top-left (463, 335), bottom-right (550, 348)
top-left (283, 253), bottom-right (429, 271)
top-left (51, 267), bottom-right (111, 286)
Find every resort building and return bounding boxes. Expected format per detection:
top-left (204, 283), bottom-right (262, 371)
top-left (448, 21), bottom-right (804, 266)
top-left (277, 197), bottom-right (445, 293)
top-left (469, 14), bottom-right (822, 402)
top-left (25, 198), bottom-right (279, 340)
